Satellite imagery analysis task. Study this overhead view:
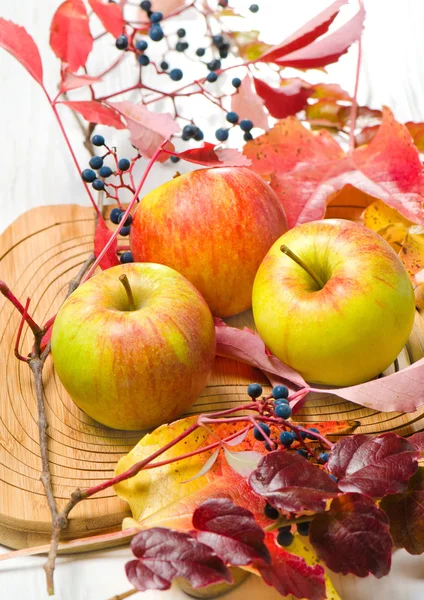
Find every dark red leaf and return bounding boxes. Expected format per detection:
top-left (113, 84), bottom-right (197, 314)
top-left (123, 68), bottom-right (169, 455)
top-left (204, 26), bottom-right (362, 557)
top-left (409, 431), bottom-right (424, 455)
top-left (167, 143), bottom-right (251, 167)
top-left (88, 0), bottom-right (125, 38)
top-left (258, 0), bottom-right (348, 63)
top-left (276, 4), bottom-right (365, 69)
top-left (380, 467), bottom-right (424, 555)
top-left (126, 528), bottom-right (232, 592)
top-left (50, 0), bottom-right (93, 72)
top-left (59, 71), bottom-right (102, 93)
top-left (191, 498), bottom-right (270, 566)
top-left (0, 18), bottom-right (43, 86)
top-left (253, 78), bottom-right (312, 119)
top-left (328, 433), bottom-right (418, 497)
top-left (249, 451), bottom-right (339, 516)
top-left (257, 533), bottom-right (326, 600)
top-left (60, 100), bottom-right (125, 129)
top-left (94, 219), bottom-right (120, 270)
top-left (310, 493), bottom-right (392, 578)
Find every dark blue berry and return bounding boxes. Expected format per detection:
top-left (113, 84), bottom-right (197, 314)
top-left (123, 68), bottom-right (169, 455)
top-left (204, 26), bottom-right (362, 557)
top-left (307, 427), bottom-right (320, 440)
top-left (136, 39), bottom-right (148, 51)
top-left (232, 77), bottom-right (241, 88)
top-left (176, 41), bottom-right (189, 52)
top-left (81, 168), bottom-right (96, 183)
top-left (170, 155), bottom-right (180, 163)
top-left (140, 0), bottom-right (151, 10)
top-left (247, 383), bottom-right (262, 398)
top-left (150, 11), bottom-right (163, 22)
top-left (264, 441), bottom-right (275, 452)
top-left (272, 385), bottom-right (289, 399)
top-left (207, 59), bottom-right (221, 71)
top-left (206, 72), bottom-right (218, 83)
top-left (280, 431), bottom-right (295, 447)
top-left (226, 111), bottom-right (239, 124)
top-left (253, 423), bottom-right (270, 441)
top-left (118, 213), bottom-right (133, 227)
top-left (243, 132), bottom-right (253, 142)
top-left (275, 404), bottom-right (292, 419)
top-left (215, 128), bottom-right (229, 142)
top-left (212, 34), bottom-right (224, 46)
top-left (319, 452), bottom-right (329, 464)
top-left (98, 166), bottom-right (113, 178)
top-left (296, 449), bottom-right (309, 458)
top-left (120, 226), bottom-right (131, 236)
top-left (277, 530), bottom-right (293, 547)
top-left (92, 179), bottom-right (105, 191)
top-left (118, 158), bottom-right (130, 171)
top-left (219, 0), bottom-right (228, 6)
top-left (278, 525), bottom-right (291, 533)
top-left (196, 47), bottom-right (206, 57)
top-left (177, 28), bottom-right (186, 38)
top-left (160, 60), bottom-right (169, 70)
top-left (138, 54), bottom-right (150, 66)
top-left (89, 156), bottom-right (103, 170)
top-left (115, 35), bottom-right (128, 50)
top-left (92, 134), bottom-right (105, 146)
top-left (193, 128), bottom-right (204, 141)
top-left (170, 68), bottom-right (183, 81)
top-left (264, 503), bottom-right (279, 520)
top-left (240, 119), bottom-right (253, 132)
top-left (149, 25), bottom-right (164, 41)
top-left (183, 124), bottom-right (196, 138)
top-left (274, 398), bottom-right (289, 406)
top-left (249, 3), bottom-right (259, 12)
top-left (120, 251), bottom-right (134, 264)
top-left (297, 521), bottom-right (310, 536)
top-left (219, 48), bottom-right (229, 59)
top-left (110, 207), bottom-right (123, 225)
top-left (298, 430), bottom-right (308, 440)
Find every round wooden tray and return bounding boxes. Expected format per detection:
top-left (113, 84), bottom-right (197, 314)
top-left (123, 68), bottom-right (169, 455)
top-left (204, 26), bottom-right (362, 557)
top-left (1, 204), bottom-right (423, 551)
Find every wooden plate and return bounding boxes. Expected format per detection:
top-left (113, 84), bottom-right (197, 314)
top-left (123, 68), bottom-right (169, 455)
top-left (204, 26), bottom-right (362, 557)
top-left (1, 205), bottom-right (423, 550)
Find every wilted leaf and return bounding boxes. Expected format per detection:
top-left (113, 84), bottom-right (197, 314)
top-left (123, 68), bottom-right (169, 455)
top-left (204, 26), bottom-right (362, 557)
top-left (61, 100), bottom-right (125, 129)
top-left (167, 143), bottom-right (251, 167)
top-left (363, 200), bottom-right (413, 237)
top-left (399, 228), bottom-right (424, 277)
top-left (328, 433), bottom-right (418, 497)
top-left (88, 0), bottom-right (125, 38)
top-left (94, 219), bottom-right (120, 270)
top-left (0, 18), bottom-right (43, 86)
top-left (254, 77), bottom-right (312, 120)
top-left (249, 451), bottom-right (339, 516)
top-left (50, 0), bottom-right (93, 72)
top-left (59, 71), bottom-right (102, 93)
top-left (406, 122), bottom-right (424, 152)
top-left (231, 74), bottom-right (269, 132)
top-left (224, 448), bottom-right (263, 478)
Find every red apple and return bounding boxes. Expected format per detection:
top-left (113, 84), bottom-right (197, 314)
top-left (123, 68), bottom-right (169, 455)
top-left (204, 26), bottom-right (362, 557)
top-left (130, 167), bottom-right (287, 317)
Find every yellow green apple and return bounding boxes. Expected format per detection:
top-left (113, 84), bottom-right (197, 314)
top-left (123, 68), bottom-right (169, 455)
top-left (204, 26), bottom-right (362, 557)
top-left (130, 167), bottom-right (287, 317)
top-left (252, 219), bottom-right (415, 386)
top-left (51, 263), bottom-right (216, 430)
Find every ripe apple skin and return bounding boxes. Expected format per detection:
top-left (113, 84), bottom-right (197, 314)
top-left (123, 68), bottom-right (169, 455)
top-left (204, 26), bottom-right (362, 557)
top-left (252, 219), bottom-right (415, 387)
top-left (51, 263), bottom-right (216, 430)
top-left (130, 167), bottom-right (287, 317)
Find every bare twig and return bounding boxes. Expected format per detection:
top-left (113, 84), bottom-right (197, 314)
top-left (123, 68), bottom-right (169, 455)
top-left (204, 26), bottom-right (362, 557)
top-left (107, 589), bottom-right (138, 600)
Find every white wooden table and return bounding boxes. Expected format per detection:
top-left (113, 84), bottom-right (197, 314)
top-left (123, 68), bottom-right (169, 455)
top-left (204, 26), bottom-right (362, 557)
top-left (1, 0), bottom-right (424, 598)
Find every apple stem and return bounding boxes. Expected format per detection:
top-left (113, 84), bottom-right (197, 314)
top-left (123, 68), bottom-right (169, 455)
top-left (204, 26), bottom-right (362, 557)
top-left (119, 274), bottom-right (136, 310)
top-left (280, 245), bottom-right (325, 289)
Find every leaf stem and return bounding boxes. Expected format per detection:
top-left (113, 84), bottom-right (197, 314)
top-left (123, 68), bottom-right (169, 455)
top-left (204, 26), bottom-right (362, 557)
top-left (280, 245), bottom-right (325, 289)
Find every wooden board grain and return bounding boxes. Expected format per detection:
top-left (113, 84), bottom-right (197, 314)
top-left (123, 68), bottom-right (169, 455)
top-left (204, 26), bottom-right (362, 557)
top-left (1, 204), bottom-right (424, 551)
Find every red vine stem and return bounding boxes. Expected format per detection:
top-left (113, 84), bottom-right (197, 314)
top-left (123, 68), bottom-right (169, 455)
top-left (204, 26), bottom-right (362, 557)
top-left (348, 0), bottom-right (363, 153)
top-left (14, 298), bottom-right (31, 362)
top-left (0, 281), bottom-right (42, 336)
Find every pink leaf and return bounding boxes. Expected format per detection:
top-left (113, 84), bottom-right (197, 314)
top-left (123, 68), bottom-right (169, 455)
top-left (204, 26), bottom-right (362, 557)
top-left (0, 18), bottom-right (43, 86)
top-left (111, 101), bottom-right (180, 161)
top-left (88, 0), bottom-right (125, 38)
top-left (231, 75), bottom-right (269, 132)
top-left (224, 448), bottom-right (264, 478)
top-left (254, 77), bottom-right (312, 119)
top-left (257, 0), bottom-right (348, 63)
top-left (61, 100), bottom-right (125, 129)
top-left (50, 0), bottom-right (93, 72)
top-left (94, 219), bottom-right (120, 270)
top-left (59, 71), bottom-right (102, 93)
top-left (167, 143), bottom-right (251, 167)
top-left (150, 0), bottom-right (187, 18)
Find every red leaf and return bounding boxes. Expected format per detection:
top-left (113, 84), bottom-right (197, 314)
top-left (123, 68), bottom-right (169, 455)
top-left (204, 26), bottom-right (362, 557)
top-left (60, 71), bottom-right (102, 93)
top-left (231, 74), bottom-right (269, 132)
top-left (328, 433), bottom-right (418, 497)
top-left (214, 319), bottom-right (306, 389)
top-left (0, 18), bottom-right (43, 86)
top-left (258, 0), bottom-right (348, 63)
top-left (254, 77), bottom-right (312, 120)
top-left (310, 493), bottom-right (392, 578)
top-left (257, 533), bottom-right (326, 600)
top-left (88, 0), bottom-right (125, 38)
top-left (293, 420), bottom-right (360, 437)
top-left (276, 4), bottom-right (365, 69)
top-left (249, 451), bottom-right (339, 516)
top-left (191, 498), bottom-right (271, 566)
top-left (167, 143), bottom-right (251, 167)
top-left (409, 431), bottom-right (424, 455)
top-left (380, 467), bottom-right (424, 555)
top-left (61, 100), bottom-right (125, 129)
top-left (126, 528), bottom-right (232, 592)
top-left (94, 219), bottom-right (120, 270)
top-left (50, 0), bottom-right (93, 72)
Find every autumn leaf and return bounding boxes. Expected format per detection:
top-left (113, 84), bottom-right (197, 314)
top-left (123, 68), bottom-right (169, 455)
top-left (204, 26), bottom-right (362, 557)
top-left (0, 18), bottom-right (43, 86)
top-left (292, 420), bottom-right (360, 437)
top-left (231, 74), bottom-right (269, 132)
top-left (50, 0), bottom-right (93, 72)
top-left (253, 77), bottom-right (312, 120)
top-left (94, 219), bottom-right (120, 270)
top-left (149, 0), bottom-right (188, 17)
top-left (311, 83), bottom-right (351, 101)
top-left (59, 71), bottom-right (102, 93)
top-left (60, 100), bottom-right (125, 129)
top-left (88, 0), bottom-right (125, 38)
top-left (166, 143), bottom-right (251, 167)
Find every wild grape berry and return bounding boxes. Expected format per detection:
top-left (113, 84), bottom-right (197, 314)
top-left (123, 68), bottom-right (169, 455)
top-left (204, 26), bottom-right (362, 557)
top-left (98, 166), bottom-right (113, 178)
top-left (249, 3), bottom-right (259, 12)
top-left (240, 119), bottom-right (253, 132)
top-left (177, 28), bottom-right (186, 38)
top-left (253, 423), bottom-right (271, 441)
top-left (275, 404), bottom-right (292, 419)
top-left (207, 59), bottom-right (221, 71)
top-left (149, 25), bottom-right (164, 41)
top-left (92, 134), bottom-right (105, 146)
top-left (299, 430), bottom-right (308, 440)
top-left (183, 124), bottom-right (196, 138)
top-left (264, 441), bottom-right (275, 452)
top-left (319, 452), bottom-right (329, 464)
top-left (280, 431), bottom-right (295, 447)
top-left (307, 427), bottom-right (320, 439)
top-left (138, 54), bottom-right (150, 66)
top-left (120, 226), bottom-right (131, 236)
top-left (136, 40), bottom-right (148, 51)
top-left (212, 34), bottom-right (224, 46)
top-left (206, 72), bottom-right (218, 83)
top-left (81, 168), bottom-right (96, 183)
top-left (150, 11), bottom-right (163, 22)
top-left (232, 77), bottom-right (241, 88)
top-left (277, 530), bottom-right (294, 547)
top-left (247, 383), bottom-right (262, 398)
top-left (89, 156), bottom-right (103, 170)
top-left (110, 207), bottom-right (123, 225)
top-left (226, 111), bottom-right (239, 124)
top-left (170, 68), bottom-right (183, 81)
top-left (243, 132), bottom-right (253, 142)
top-left (140, 0), bottom-right (151, 10)
top-left (170, 155), bottom-right (180, 163)
top-left (115, 35), bottom-right (128, 50)
top-left (196, 47), bottom-right (206, 57)
top-left (218, 0), bottom-right (228, 6)
top-left (194, 128), bottom-right (204, 141)
top-left (120, 251), bottom-right (134, 264)
top-left (296, 448), bottom-right (309, 458)
top-left (92, 179), bottom-right (105, 190)
top-left (273, 398), bottom-right (289, 407)
top-left (160, 60), bottom-right (169, 70)
top-left (118, 158), bottom-right (130, 171)
top-left (118, 213), bottom-right (133, 227)
top-left (219, 48), bottom-right (229, 59)
top-left (215, 128), bottom-right (229, 142)
top-left (176, 41), bottom-right (189, 52)
top-left (264, 502), bottom-right (279, 520)
top-left (297, 522), bottom-right (311, 536)
top-left (272, 385), bottom-right (289, 399)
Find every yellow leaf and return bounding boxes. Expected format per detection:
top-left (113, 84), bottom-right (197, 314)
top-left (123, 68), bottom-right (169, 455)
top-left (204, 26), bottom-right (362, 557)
top-left (363, 200), bottom-right (413, 233)
top-left (290, 535), bottom-right (341, 600)
top-left (400, 228), bottom-right (424, 277)
top-left (325, 184), bottom-right (377, 221)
